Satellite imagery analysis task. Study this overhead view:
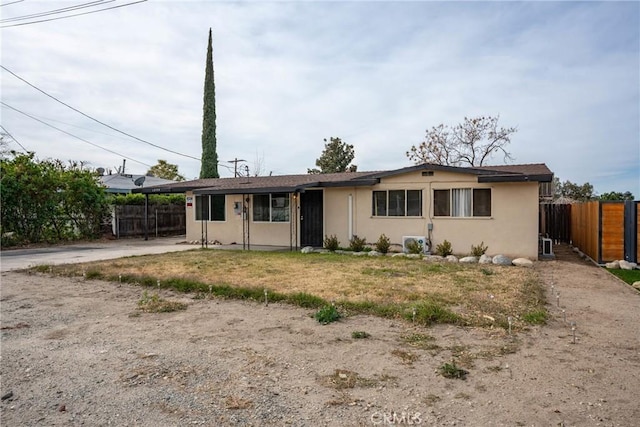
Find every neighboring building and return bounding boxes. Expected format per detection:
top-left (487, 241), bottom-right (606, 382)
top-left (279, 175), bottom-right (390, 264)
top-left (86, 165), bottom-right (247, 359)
top-left (99, 173), bottom-right (177, 194)
top-left (134, 163), bottom-right (553, 259)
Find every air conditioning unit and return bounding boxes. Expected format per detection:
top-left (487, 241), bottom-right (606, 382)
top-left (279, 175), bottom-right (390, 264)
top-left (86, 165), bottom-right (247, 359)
top-left (402, 236), bottom-right (429, 254)
top-left (541, 238), bottom-right (553, 256)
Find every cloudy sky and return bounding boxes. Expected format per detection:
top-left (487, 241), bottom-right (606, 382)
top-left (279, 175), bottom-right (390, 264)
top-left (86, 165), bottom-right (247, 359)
top-left (1, 0), bottom-right (638, 196)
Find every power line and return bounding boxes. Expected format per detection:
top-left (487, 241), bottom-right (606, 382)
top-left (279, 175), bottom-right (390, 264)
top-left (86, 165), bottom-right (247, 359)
top-left (0, 124), bottom-right (29, 152)
top-left (1, 65), bottom-right (201, 161)
top-left (1, 1), bottom-right (112, 23)
top-left (1, 0), bottom-right (147, 28)
top-left (0, 0), bottom-right (25, 8)
top-left (1, 101), bottom-right (152, 168)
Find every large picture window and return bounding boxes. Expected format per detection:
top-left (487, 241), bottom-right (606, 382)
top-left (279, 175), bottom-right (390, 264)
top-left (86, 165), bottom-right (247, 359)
top-left (372, 190), bottom-right (422, 217)
top-left (433, 188), bottom-right (491, 217)
top-left (195, 194), bottom-right (226, 221)
top-left (253, 193), bottom-right (290, 222)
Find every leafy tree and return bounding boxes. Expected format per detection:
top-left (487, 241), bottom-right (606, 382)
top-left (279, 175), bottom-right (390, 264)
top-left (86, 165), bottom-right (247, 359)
top-left (406, 115), bottom-right (516, 167)
top-left (308, 137), bottom-right (357, 174)
top-left (200, 28), bottom-right (219, 179)
top-left (599, 191), bottom-right (634, 201)
top-left (1, 153), bottom-right (109, 246)
top-left (147, 159), bottom-right (185, 181)
top-left (554, 179), bottom-right (595, 202)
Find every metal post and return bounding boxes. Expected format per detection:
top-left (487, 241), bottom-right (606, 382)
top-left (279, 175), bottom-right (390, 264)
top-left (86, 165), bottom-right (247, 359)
top-left (144, 194), bottom-right (149, 241)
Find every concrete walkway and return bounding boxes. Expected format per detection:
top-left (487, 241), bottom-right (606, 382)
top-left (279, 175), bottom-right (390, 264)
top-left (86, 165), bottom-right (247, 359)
top-left (0, 237), bottom-right (197, 272)
top-left (0, 237), bottom-right (294, 272)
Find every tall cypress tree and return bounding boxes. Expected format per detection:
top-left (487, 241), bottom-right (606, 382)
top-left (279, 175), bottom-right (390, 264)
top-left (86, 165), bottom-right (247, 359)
top-left (200, 28), bottom-right (219, 179)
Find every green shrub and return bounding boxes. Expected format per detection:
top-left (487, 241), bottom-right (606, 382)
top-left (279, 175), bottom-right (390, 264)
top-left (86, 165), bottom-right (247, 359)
top-left (323, 234), bottom-right (340, 252)
top-left (470, 241), bottom-right (488, 257)
top-left (349, 235), bottom-right (367, 252)
top-left (435, 240), bottom-right (453, 257)
top-left (375, 234), bottom-right (391, 254)
top-left (405, 239), bottom-right (423, 254)
top-left (315, 304), bottom-right (341, 324)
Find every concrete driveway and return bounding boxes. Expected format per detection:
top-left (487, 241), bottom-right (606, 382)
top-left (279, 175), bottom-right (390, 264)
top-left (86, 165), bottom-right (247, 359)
top-left (0, 236), bottom-right (197, 272)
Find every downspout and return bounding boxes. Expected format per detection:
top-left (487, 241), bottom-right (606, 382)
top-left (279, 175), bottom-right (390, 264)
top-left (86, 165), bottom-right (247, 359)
top-left (348, 193), bottom-right (353, 240)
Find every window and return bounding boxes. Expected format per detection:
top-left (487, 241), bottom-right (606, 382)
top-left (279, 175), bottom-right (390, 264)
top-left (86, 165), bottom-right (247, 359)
top-left (253, 193), bottom-right (290, 222)
top-left (433, 188), bottom-right (491, 217)
top-left (372, 190), bottom-right (422, 217)
top-left (195, 195), bottom-right (226, 221)
top-left (473, 189), bottom-right (491, 217)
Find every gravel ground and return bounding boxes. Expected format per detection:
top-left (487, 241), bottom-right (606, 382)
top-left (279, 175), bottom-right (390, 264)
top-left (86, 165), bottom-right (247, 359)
top-left (1, 245), bottom-right (639, 426)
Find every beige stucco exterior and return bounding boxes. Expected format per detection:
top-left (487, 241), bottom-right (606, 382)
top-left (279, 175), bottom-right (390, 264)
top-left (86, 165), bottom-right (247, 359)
top-left (186, 169), bottom-right (541, 258)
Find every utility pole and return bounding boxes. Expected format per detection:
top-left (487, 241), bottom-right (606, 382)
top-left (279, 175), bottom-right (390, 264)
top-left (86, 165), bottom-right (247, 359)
top-left (227, 158), bottom-right (246, 177)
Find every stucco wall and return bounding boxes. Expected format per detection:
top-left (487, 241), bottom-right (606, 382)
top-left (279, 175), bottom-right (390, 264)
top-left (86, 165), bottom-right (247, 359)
top-left (324, 171), bottom-right (540, 259)
top-left (185, 192), bottom-right (295, 246)
top-left (185, 169), bottom-right (541, 258)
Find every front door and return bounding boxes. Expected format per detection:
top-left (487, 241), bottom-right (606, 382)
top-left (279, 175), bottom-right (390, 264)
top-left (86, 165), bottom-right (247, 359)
top-left (300, 190), bottom-right (323, 247)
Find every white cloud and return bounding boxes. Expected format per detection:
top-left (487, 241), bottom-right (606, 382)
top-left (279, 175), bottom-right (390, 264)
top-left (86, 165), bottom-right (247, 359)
top-left (1, 0), bottom-right (638, 195)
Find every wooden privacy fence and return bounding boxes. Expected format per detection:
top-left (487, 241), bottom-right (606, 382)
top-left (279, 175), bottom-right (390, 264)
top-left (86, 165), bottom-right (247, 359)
top-left (113, 204), bottom-right (186, 238)
top-left (570, 201), bottom-right (638, 264)
top-left (539, 203), bottom-right (571, 243)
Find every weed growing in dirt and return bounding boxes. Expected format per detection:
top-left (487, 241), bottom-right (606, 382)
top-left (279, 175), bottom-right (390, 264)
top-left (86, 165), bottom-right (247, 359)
top-left (315, 304), bottom-right (341, 324)
top-left (401, 332), bottom-right (439, 350)
top-left (523, 310), bottom-right (547, 324)
top-left (137, 291), bottom-right (187, 313)
top-left (351, 331), bottom-right (371, 339)
top-left (439, 362), bottom-right (468, 380)
top-left (391, 349), bottom-right (419, 364)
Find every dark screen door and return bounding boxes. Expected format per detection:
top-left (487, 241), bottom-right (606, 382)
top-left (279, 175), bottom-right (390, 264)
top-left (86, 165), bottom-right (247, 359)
top-left (300, 190), bottom-right (323, 247)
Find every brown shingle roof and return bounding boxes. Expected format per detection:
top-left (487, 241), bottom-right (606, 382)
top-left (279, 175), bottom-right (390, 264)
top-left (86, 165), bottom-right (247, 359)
top-left (134, 163), bottom-right (553, 194)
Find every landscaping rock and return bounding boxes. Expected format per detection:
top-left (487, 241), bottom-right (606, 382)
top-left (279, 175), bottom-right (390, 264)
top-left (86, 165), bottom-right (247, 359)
top-left (492, 255), bottom-right (512, 266)
top-left (301, 246), bottom-right (315, 254)
top-left (352, 251), bottom-right (367, 256)
top-left (367, 250), bottom-right (382, 257)
top-left (445, 255), bottom-right (459, 263)
top-left (459, 256), bottom-right (478, 264)
top-left (619, 260), bottom-right (637, 270)
top-left (605, 261), bottom-right (620, 269)
top-left (407, 254), bottom-right (422, 259)
top-left (512, 258), bottom-right (534, 268)
top-left (391, 253), bottom-right (406, 258)
top-left (479, 254), bottom-right (493, 264)
top-left (423, 255), bottom-right (444, 262)
top-left (632, 281), bottom-right (640, 290)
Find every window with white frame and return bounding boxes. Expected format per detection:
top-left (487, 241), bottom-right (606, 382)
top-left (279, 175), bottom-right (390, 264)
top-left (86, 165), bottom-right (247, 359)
top-left (372, 190), bottom-right (422, 217)
top-left (433, 188), bottom-right (491, 217)
top-left (253, 193), bottom-right (290, 222)
top-left (195, 194), bottom-right (226, 221)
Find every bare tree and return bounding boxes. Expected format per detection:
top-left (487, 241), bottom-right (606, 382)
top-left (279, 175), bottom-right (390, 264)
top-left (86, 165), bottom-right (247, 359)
top-left (407, 116), bottom-right (516, 167)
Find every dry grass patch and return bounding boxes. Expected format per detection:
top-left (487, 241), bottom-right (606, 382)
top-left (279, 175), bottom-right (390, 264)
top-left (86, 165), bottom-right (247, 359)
top-left (224, 396), bottom-right (252, 410)
top-left (319, 369), bottom-right (388, 390)
top-left (44, 249), bottom-right (544, 327)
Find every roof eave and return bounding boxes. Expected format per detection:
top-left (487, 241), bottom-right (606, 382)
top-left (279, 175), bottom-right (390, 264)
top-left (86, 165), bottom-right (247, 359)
top-left (477, 173), bottom-right (553, 183)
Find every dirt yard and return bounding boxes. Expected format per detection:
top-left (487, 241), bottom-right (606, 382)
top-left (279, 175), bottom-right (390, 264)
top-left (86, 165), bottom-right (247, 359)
top-left (1, 246), bottom-right (639, 426)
